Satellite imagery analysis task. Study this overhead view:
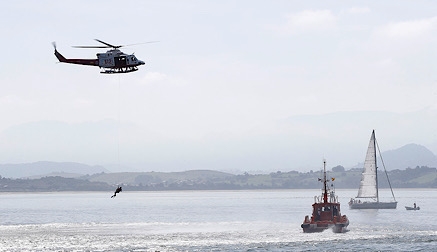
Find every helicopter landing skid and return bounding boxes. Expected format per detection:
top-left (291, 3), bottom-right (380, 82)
top-left (101, 67), bottom-right (139, 74)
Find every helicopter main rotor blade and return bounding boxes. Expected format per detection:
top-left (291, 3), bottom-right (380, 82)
top-left (122, 41), bottom-right (160, 47)
top-left (72, 39), bottom-right (159, 49)
top-left (72, 45), bottom-right (110, 49)
top-left (95, 39), bottom-right (120, 49)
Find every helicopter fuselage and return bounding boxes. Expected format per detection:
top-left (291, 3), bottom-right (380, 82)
top-left (97, 49), bottom-right (144, 69)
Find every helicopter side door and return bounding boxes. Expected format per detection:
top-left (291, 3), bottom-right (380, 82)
top-left (114, 56), bottom-right (127, 67)
top-left (98, 53), bottom-right (115, 68)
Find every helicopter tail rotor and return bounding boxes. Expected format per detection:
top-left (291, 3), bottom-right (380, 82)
top-left (52, 42), bottom-right (68, 63)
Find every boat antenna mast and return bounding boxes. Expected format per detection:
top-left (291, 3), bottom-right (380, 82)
top-left (323, 159), bottom-right (328, 203)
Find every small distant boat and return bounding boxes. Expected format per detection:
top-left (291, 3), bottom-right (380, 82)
top-left (405, 203), bottom-right (420, 211)
top-left (301, 160), bottom-right (349, 233)
top-left (349, 130), bottom-right (397, 209)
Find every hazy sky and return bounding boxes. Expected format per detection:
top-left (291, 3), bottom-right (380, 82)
top-left (1, 1), bottom-right (437, 173)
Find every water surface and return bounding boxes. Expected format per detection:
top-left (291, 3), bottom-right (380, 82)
top-left (1, 189), bottom-right (436, 251)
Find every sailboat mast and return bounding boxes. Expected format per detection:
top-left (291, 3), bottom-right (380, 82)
top-left (373, 130), bottom-right (379, 203)
top-left (376, 137), bottom-right (397, 202)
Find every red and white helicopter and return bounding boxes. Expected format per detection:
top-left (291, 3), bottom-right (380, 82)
top-left (53, 39), bottom-right (154, 74)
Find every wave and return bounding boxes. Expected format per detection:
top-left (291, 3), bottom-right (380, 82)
top-left (1, 222), bottom-right (436, 251)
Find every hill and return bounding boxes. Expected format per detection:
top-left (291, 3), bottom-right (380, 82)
top-left (382, 144), bottom-right (437, 169)
top-left (350, 143), bottom-right (437, 170)
top-left (0, 176), bottom-right (112, 192)
top-left (85, 170), bottom-right (234, 186)
top-left (84, 167), bottom-right (437, 190)
top-left (0, 166), bottom-right (436, 192)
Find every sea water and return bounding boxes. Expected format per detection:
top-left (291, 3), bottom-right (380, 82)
top-left (0, 189), bottom-right (436, 251)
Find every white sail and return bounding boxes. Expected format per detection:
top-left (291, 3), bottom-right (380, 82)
top-left (357, 130), bottom-right (378, 198)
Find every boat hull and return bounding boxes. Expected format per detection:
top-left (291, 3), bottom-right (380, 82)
top-left (301, 221), bottom-right (349, 233)
top-left (405, 206), bottom-right (420, 210)
top-left (301, 223), bottom-right (327, 233)
top-left (349, 201), bottom-right (397, 209)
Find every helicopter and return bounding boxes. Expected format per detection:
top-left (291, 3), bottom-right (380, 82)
top-left (53, 39), bottom-right (154, 74)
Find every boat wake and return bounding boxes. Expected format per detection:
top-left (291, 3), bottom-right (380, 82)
top-left (0, 222), bottom-right (435, 251)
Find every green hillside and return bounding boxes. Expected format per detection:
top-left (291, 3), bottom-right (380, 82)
top-left (85, 170), bottom-right (234, 186)
top-left (1, 166), bottom-right (436, 192)
top-left (83, 166), bottom-right (437, 190)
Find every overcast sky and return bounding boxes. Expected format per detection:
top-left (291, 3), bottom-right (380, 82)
top-left (1, 1), bottom-right (437, 173)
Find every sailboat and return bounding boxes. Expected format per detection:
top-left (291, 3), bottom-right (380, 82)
top-left (349, 130), bottom-right (397, 209)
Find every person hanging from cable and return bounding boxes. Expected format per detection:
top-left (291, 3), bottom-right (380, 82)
top-left (111, 186), bottom-right (122, 198)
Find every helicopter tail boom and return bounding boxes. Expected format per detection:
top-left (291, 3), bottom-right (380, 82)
top-left (54, 48), bottom-right (99, 66)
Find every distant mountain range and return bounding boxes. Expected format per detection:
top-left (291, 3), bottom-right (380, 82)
top-left (3, 110), bottom-right (437, 173)
top-left (0, 161), bottom-right (108, 178)
top-left (0, 143), bottom-right (437, 179)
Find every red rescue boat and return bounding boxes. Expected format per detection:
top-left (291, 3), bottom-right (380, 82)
top-left (301, 160), bottom-right (349, 233)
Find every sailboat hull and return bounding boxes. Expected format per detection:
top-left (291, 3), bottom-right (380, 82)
top-left (349, 201), bottom-right (397, 209)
